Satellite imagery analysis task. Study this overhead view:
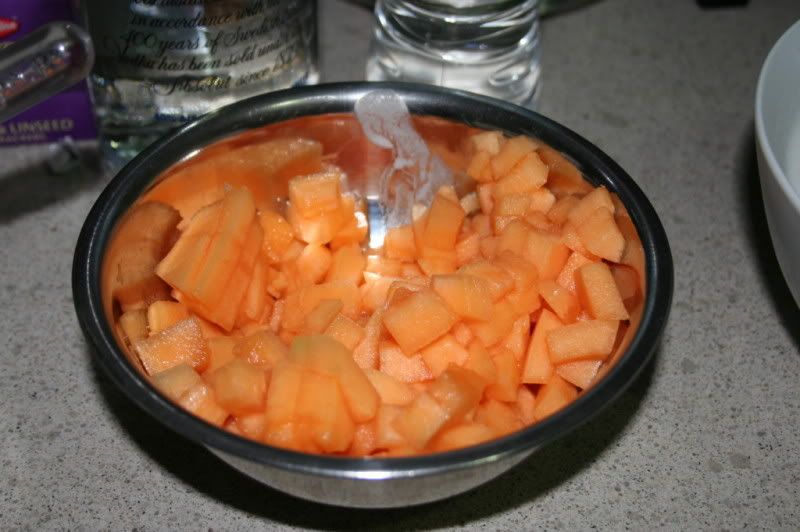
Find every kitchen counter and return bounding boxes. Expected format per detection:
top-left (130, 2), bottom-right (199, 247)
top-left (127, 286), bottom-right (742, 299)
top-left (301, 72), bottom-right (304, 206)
top-left (2, 0), bottom-right (799, 528)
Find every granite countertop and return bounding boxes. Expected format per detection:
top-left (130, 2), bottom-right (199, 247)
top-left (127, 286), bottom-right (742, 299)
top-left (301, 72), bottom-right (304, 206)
top-left (2, 0), bottom-right (799, 529)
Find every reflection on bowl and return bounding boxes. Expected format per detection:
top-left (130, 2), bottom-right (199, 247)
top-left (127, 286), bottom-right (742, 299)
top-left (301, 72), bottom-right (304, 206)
top-left (756, 20), bottom-right (800, 308)
top-left (73, 82), bottom-right (672, 508)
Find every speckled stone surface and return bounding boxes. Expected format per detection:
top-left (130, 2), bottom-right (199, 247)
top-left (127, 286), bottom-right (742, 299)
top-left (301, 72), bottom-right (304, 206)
top-left (2, 0), bottom-right (800, 529)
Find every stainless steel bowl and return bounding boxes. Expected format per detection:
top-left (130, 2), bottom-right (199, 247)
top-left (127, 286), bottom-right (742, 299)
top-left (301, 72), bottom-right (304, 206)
top-left (73, 82), bottom-right (673, 508)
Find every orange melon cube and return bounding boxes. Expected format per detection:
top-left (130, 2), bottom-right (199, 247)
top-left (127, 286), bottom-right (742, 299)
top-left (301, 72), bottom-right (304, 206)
top-left (477, 183), bottom-right (494, 215)
top-left (506, 284), bottom-right (541, 316)
top-left (152, 363), bottom-right (202, 401)
top-left (493, 194), bottom-right (531, 216)
top-left (611, 264), bottom-right (641, 305)
top-left (537, 145), bottom-right (592, 196)
top-left (422, 194), bottom-right (466, 251)
top-left (352, 308), bottom-right (384, 370)
top-left (205, 336), bottom-right (237, 374)
top-left (467, 150), bottom-right (493, 182)
top-left (567, 186), bottom-right (616, 226)
top-left (384, 225), bottom-right (416, 261)
top-left (365, 369), bottom-right (417, 406)
top-left (556, 359), bottom-right (603, 389)
top-left (295, 243), bottom-right (332, 284)
top-left (304, 299), bottom-right (344, 334)
top-left (470, 131), bottom-right (505, 155)
top-left (431, 423), bottom-right (494, 452)
top-left (464, 341), bottom-right (498, 385)
top-left (259, 210), bottom-right (295, 263)
top-left (546, 319), bottom-right (619, 363)
top-left (533, 374), bottom-right (578, 420)
top-left (494, 252), bottom-right (538, 290)
top-left (493, 151), bottom-right (548, 198)
top-left (455, 232), bottom-right (481, 265)
top-left (237, 258), bottom-right (274, 326)
top-left (575, 262), bottom-right (630, 320)
top-left (500, 315), bottom-right (531, 360)
top-left (474, 399), bottom-right (523, 437)
top-left (472, 213), bottom-right (492, 237)
top-left (420, 334), bottom-right (470, 377)
top-left (492, 214), bottom-right (518, 235)
top-left (282, 280), bottom-right (361, 332)
top-left (547, 195), bottom-right (580, 225)
top-left (366, 255), bottom-right (403, 277)
top-left (524, 229), bottom-right (571, 280)
top-left (515, 385), bottom-right (537, 425)
top-left (452, 321), bottom-right (475, 346)
top-left (431, 273), bottom-right (493, 321)
top-left (290, 335), bottom-right (380, 423)
top-left (360, 273), bottom-right (400, 313)
top-left (118, 309), bottom-right (148, 345)
top-left (288, 170), bottom-right (342, 218)
top-left (177, 380), bottom-right (229, 426)
top-left (486, 347), bottom-right (521, 402)
top-left (490, 136), bottom-right (538, 178)
top-left (524, 211), bottom-right (557, 232)
top-left (556, 251), bottom-right (596, 293)
top-left (576, 207), bottom-right (626, 262)
top-left (401, 262), bottom-right (425, 279)
top-left (349, 423), bottom-right (378, 456)
top-left (429, 365), bottom-right (485, 422)
top-left (134, 317), bottom-right (209, 375)
top-left (458, 260), bottom-right (514, 301)
top-left (417, 256), bottom-right (457, 276)
top-left (374, 405), bottom-right (407, 449)
top-left (393, 392), bottom-right (449, 449)
top-left (295, 370), bottom-right (355, 453)
top-left (234, 412), bottom-right (267, 440)
top-left (460, 191), bottom-right (481, 215)
top-left (286, 201), bottom-right (345, 245)
top-left (324, 313), bottom-right (366, 351)
top-left (326, 244), bottom-right (366, 284)
top-left (209, 358), bottom-right (267, 415)
top-left (469, 298), bottom-right (517, 347)
top-left (522, 309), bottom-right (563, 384)
top-left (382, 289), bottom-right (456, 354)
top-left (330, 210), bottom-right (368, 250)
top-left (109, 201), bottom-right (181, 309)
top-left (263, 362), bottom-right (304, 449)
top-left (234, 329), bottom-right (289, 370)
top-left (147, 301), bottom-right (189, 335)
top-left (538, 280), bottom-right (580, 323)
top-left (479, 236), bottom-right (499, 259)
top-left (496, 218), bottom-right (531, 256)
top-left (378, 341), bottom-right (433, 383)
top-left (528, 187), bottom-right (557, 214)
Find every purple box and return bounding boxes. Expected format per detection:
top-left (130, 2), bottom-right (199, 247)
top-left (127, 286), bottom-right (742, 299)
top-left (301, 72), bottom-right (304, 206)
top-left (0, 1), bottom-right (97, 145)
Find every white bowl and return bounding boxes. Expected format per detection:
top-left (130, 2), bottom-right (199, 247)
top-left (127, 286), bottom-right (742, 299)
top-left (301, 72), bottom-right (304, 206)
top-left (756, 19), bottom-right (800, 307)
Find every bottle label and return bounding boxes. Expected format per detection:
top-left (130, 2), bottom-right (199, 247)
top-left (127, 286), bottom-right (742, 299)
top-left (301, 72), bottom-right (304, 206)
top-left (87, 0), bottom-right (317, 97)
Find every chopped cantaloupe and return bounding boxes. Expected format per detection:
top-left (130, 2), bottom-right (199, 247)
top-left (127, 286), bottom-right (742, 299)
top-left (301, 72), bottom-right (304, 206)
top-left (474, 399), bottom-right (523, 437)
top-left (500, 315), bottom-right (531, 361)
top-left (485, 347), bottom-right (521, 402)
top-left (295, 243), bottom-right (332, 284)
top-left (514, 385), bottom-right (537, 425)
top-left (234, 412), bottom-right (267, 440)
top-left (393, 392), bottom-right (450, 449)
top-left (177, 380), bottom-right (229, 426)
top-left (205, 336), bottom-right (237, 374)
top-left (525, 229), bottom-right (571, 280)
top-left (134, 317), bottom-right (209, 375)
top-left (303, 299), bottom-right (343, 334)
top-left (384, 225), bottom-right (416, 261)
top-left (455, 232), bottom-right (481, 265)
top-left (383, 289), bottom-right (456, 354)
top-left (289, 335), bottom-right (379, 423)
top-left (469, 298), bottom-right (517, 347)
top-left (522, 309), bottom-right (563, 384)
top-left (234, 329), bottom-right (289, 371)
top-left (422, 194), bottom-right (466, 251)
top-left (567, 186), bottom-right (616, 226)
top-left (378, 340), bottom-right (433, 383)
top-left (493, 151), bottom-right (548, 198)
top-left (538, 280), bottom-right (580, 323)
top-left (533, 374), bottom-right (578, 420)
top-left (537, 145), bottom-right (592, 196)
top-left (295, 370), bottom-right (355, 453)
top-left (470, 131), bottom-right (504, 155)
top-left (428, 365), bottom-right (485, 422)
top-left (556, 359), bottom-right (602, 389)
top-left (430, 273), bottom-right (493, 321)
top-left (209, 358), bottom-right (267, 415)
top-left (574, 262), bottom-right (630, 320)
top-left (556, 251), bottom-right (596, 293)
top-left (118, 309), bottom-right (148, 345)
top-left (326, 244), bottom-right (366, 283)
top-left (324, 313), bottom-right (365, 351)
top-left (109, 201), bottom-right (181, 309)
top-left (546, 319), bottom-right (619, 364)
top-left (263, 361), bottom-right (304, 450)
top-left (431, 423), bottom-right (495, 452)
top-left (147, 300), bottom-right (190, 335)
top-left (152, 363), bottom-right (202, 401)
top-left (496, 218), bottom-right (530, 256)
top-left (365, 369), bottom-right (417, 406)
top-left (464, 341), bottom-right (498, 385)
top-left (458, 260), bottom-right (514, 301)
top-left (373, 404), bottom-right (407, 449)
top-left (259, 210), bottom-right (295, 263)
top-left (288, 170), bottom-right (342, 218)
top-left (547, 195), bottom-right (580, 225)
top-left (576, 207), bottom-right (626, 262)
top-left (420, 334), bottom-right (470, 377)
top-left (491, 136), bottom-right (539, 178)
